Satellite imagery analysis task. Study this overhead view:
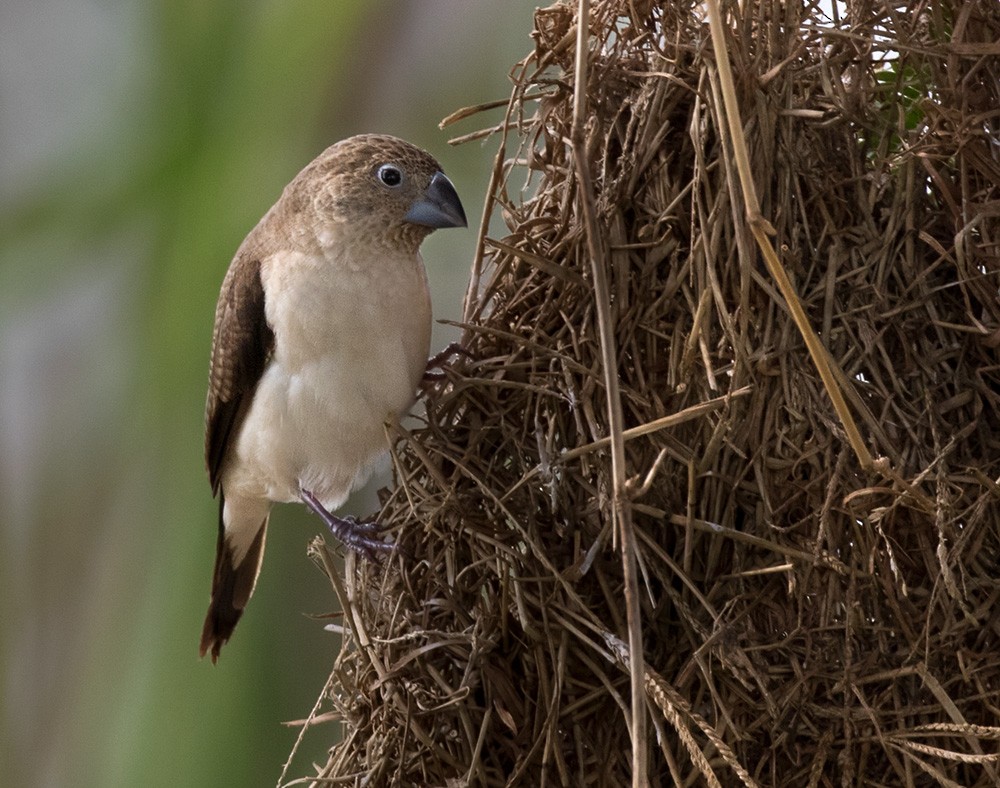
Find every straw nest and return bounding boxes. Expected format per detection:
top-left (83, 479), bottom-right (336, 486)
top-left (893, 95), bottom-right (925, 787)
top-left (288, 1), bottom-right (1000, 785)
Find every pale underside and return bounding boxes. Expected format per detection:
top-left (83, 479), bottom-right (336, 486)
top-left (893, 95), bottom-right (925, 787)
top-left (221, 243), bottom-right (431, 563)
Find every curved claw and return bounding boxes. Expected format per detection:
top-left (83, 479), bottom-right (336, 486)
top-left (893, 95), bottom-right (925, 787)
top-left (300, 489), bottom-right (393, 559)
top-left (423, 342), bottom-right (474, 382)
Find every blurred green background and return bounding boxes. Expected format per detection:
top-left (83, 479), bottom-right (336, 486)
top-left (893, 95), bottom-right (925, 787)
top-left (0, 1), bottom-right (532, 785)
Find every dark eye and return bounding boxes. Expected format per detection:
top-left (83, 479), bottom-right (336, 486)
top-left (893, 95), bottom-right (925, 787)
top-left (377, 164), bottom-right (403, 187)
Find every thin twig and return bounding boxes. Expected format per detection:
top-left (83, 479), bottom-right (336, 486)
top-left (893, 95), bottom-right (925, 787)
top-left (704, 0), bottom-right (874, 471)
top-left (570, 1), bottom-right (648, 784)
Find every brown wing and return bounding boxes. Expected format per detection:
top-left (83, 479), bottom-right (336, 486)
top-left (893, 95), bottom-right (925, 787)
top-left (205, 253), bottom-right (274, 494)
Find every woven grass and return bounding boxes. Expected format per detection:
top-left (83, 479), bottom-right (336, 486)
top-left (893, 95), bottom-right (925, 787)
top-left (286, 1), bottom-right (1000, 785)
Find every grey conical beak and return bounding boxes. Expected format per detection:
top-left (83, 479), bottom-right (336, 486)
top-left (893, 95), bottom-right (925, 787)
top-left (404, 172), bottom-right (467, 229)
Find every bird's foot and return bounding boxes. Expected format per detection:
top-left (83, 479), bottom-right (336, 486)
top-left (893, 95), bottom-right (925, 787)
top-left (300, 489), bottom-right (391, 560)
top-left (423, 342), bottom-right (473, 382)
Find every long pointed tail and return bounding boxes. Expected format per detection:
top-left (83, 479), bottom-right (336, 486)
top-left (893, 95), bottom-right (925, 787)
top-left (200, 497), bottom-right (268, 663)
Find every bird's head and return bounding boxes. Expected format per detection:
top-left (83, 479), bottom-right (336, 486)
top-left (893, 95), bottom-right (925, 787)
top-left (286, 134), bottom-right (467, 253)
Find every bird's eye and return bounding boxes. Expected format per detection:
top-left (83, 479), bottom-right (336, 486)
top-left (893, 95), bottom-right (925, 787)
top-left (377, 164), bottom-right (403, 187)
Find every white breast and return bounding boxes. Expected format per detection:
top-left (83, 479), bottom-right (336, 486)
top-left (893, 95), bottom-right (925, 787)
top-left (224, 244), bottom-right (431, 509)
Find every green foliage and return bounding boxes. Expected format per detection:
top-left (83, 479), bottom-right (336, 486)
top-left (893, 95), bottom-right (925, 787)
top-left (871, 60), bottom-right (932, 154)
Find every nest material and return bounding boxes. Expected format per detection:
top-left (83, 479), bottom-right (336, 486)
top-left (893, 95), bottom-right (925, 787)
top-left (293, 1), bottom-right (1000, 785)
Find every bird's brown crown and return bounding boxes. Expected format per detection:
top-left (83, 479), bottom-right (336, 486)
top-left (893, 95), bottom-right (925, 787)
top-left (283, 134), bottom-right (447, 251)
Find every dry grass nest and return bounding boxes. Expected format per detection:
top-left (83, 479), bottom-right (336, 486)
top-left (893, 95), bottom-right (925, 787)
top-left (288, 1), bottom-right (1000, 785)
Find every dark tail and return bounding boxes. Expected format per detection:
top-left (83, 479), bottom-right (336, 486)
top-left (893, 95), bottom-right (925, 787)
top-left (199, 498), bottom-right (268, 663)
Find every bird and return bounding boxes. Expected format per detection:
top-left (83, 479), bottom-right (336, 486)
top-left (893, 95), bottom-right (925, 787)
top-left (199, 134), bottom-right (467, 662)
